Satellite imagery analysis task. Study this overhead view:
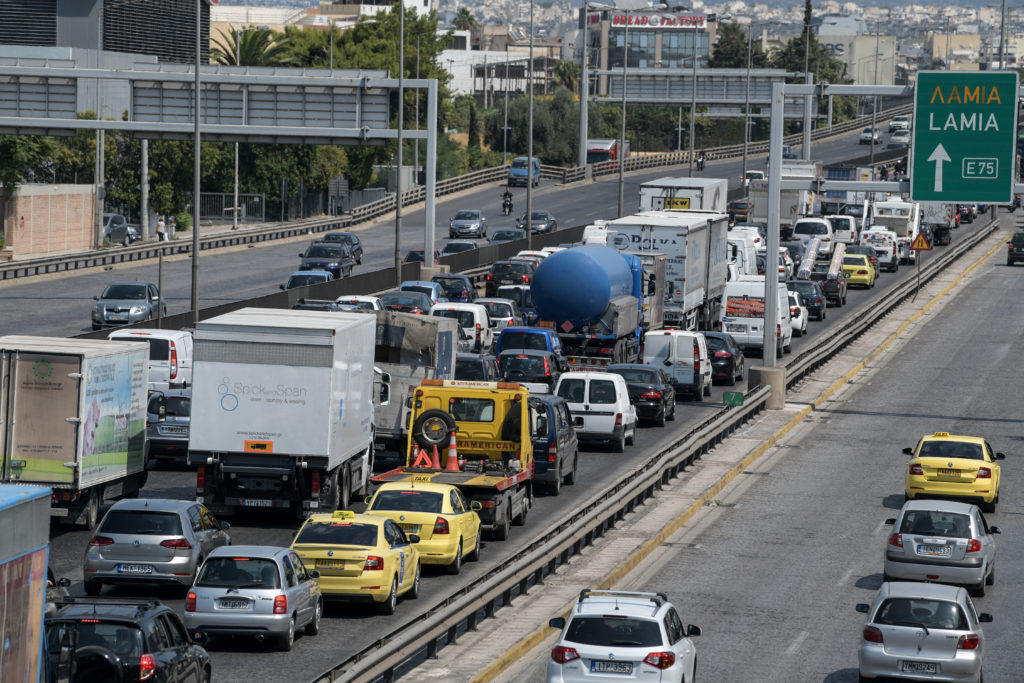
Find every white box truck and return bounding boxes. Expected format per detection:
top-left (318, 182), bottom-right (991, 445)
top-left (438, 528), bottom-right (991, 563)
top-left (637, 177), bottom-right (728, 213)
top-left (187, 308), bottom-right (385, 517)
top-left (0, 336), bottom-right (149, 528)
top-left (749, 161), bottom-right (822, 226)
top-left (872, 199), bottom-right (921, 264)
top-left (604, 210), bottom-right (730, 330)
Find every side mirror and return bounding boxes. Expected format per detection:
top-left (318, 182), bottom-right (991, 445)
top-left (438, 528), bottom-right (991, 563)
top-left (309, 570), bottom-right (320, 579)
top-left (901, 447), bottom-right (914, 456)
top-left (409, 534), bottom-right (421, 544)
top-left (995, 452), bottom-right (1005, 459)
top-left (57, 577), bottom-right (72, 588)
top-left (191, 631), bottom-right (208, 645)
top-left (662, 359), bottom-right (672, 367)
top-left (93, 295), bottom-right (99, 300)
top-left (379, 383), bottom-right (391, 407)
top-left (548, 617), bottom-right (566, 630)
top-left (298, 253), bottom-right (305, 257)
top-left (686, 624), bottom-right (701, 637)
top-left (884, 518), bottom-right (896, 525)
top-left (978, 613), bottom-right (993, 623)
top-left (219, 521), bottom-right (231, 531)
top-left (990, 526), bottom-right (1001, 534)
top-left (855, 603), bottom-right (870, 614)
top-left (470, 501), bottom-right (482, 511)
top-left (280, 284), bottom-right (286, 290)
top-left (364, 496), bottom-right (373, 505)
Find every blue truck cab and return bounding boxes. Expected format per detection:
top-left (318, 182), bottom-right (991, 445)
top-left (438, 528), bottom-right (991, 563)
top-left (508, 156), bottom-right (540, 187)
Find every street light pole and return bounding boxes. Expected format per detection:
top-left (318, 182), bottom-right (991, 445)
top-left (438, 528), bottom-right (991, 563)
top-left (742, 25), bottom-right (752, 183)
top-left (578, 5), bottom-right (590, 168)
top-left (803, 15), bottom-right (812, 159)
top-left (618, 12), bottom-right (628, 216)
top-left (999, 0), bottom-right (1008, 68)
top-left (870, 22), bottom-right (880, 171)
top-left (329, 21), bottom-right (334, 70)
top-left (396, 2), bottom-right (406, 276)
top-left (415, 34), bottom-right (421, 176)
top-left (527, 0), bottom-right (535, 248)
top-left (688, 21), bottom-right (698, 177)
top-left (191, 0), bottom-right (202, 325)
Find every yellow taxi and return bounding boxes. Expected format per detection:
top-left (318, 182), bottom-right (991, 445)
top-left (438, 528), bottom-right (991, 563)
top-left (290, 510), bottom-right (420, 614)
top-left (366, 480), bottom-right (482, 574)
top-left (841, 254), bottom-right (876, 288)
top-left (904, 432), bottom-right (1005, 512)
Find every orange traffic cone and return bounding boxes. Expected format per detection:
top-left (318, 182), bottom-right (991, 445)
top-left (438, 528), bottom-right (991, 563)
top-left (444, 430), bottom-right (461, 472)
top-left (430, 444), bottom-right (442, 470)
top-left (412, 446), bottom-right (431, 468)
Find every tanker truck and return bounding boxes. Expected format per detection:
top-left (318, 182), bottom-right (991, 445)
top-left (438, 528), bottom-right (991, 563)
top-left (530, 245), bottom-right (663, 368)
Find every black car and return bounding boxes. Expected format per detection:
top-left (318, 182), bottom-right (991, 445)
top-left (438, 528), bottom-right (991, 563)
top-left (485, 260), bottom-right (534, 297)
top-left (781, 240), bottom-right (805, 271)
top-left (702, 332), bottom-right (746, 386)
top-left (378, 289), bottom-right (434, 314)
top-left (957, 204), bottom-right (977, 223)
top-left (455, 353), bottom-right (500, 381)
top-left (497, 349), bottom-right (563, 391)
top-left (932, 223), bottom-right (952, 246)
top-left (786, 280), bottom-right (827, 321)
top-left (606, 363), bottom-right (676, 427)
top-left (320, 231), bottom-right (363, 264)
top-left (808, 261), bottom-right (847, 307)
top-left (46, 597), bottom-right (210, 683)
top-left (298, 242), bottom-right (355, 279)
top-left (530, 394), bottom-right (578, 496)
top-left (1007, 230), bottom-right (1024, 265)
top-left (515, 210), bottom-right (558, 234)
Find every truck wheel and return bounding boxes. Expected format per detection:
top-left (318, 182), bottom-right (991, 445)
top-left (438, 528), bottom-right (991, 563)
top-left (493, 509), bottom-right (511, 541)
top-left (412, 409), bottom-right (456, 451)
top-left (325, 468), bottom-right (341, 512)
top-left (513, 498), bottom-right (528, 526)
top-left (84, 580), bottom-right (102, 596)
top-left (81, 489), bottom-right (99, 530)
top-left (339, 466), bottom-right (351, 511)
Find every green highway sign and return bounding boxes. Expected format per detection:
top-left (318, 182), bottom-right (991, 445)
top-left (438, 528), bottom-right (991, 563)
top-left (911, 71), bottom-right (1018, 203)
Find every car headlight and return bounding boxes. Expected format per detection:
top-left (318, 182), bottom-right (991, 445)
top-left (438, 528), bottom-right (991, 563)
top-left (130, 305), bottom-right (144, 315)
top-left (93, 304), bottom-right (103, 313)
top-left (327, 262), bottom-right (339, 267)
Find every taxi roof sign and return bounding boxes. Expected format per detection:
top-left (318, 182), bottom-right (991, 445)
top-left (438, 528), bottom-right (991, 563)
top-left (933, 431), bottom-right (950, 437)
top-left (910, 232), bottom-right (933, 251)
top-left (332, 510), bottom-right (356, 519)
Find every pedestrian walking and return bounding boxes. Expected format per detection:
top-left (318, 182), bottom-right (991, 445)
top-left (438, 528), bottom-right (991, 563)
top-left (879, 165), bottom-right (889, 182)
top-left (156, 216), bottom-right (166, 242)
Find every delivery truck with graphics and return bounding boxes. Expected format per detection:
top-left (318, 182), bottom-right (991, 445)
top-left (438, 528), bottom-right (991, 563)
top-left (0, 337), bottom-right (149, 528)
top-left (187, 309), bottom-right (388, 517)
top-left (637, 177), bottom-right (728, 213)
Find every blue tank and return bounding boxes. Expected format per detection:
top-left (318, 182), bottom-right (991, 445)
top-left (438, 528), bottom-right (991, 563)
top-left (531, 245), bottom-right (637, 328)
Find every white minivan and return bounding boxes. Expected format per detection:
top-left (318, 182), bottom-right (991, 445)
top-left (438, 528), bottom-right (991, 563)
top-left (430, 302), bottom-right (493, 353)
top-left (642, 329), bottom-right (712, 401)
top-left (721, 275), bottom-right (792, 357)
top-left (554, 372), bottom-right (637, 452)
top-left (827, 215), bottom-right (859, 245)
top-left (860, 228), bottom-right (899, 272)
top-left (792, 217), bottom-right (835, 256)
top-left (107, 328), bottom-right (193, 391)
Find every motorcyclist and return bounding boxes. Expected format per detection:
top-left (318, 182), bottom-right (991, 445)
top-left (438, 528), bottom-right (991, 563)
top-left (502, 189), bottom-right (513, 215)
top-left (697, 150), bottom-right (706, 171)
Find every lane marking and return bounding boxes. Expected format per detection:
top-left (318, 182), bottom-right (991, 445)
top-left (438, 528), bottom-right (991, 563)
top-left (874, 518), bottom-right (890, 535)
top-left (836, 567), bottom-right (856, 587)
top-left (785, 631), bottom-right (810, 656)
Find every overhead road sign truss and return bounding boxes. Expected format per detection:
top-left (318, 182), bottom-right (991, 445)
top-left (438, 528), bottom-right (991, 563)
top-left (593, 67), bottom-right (795, 107)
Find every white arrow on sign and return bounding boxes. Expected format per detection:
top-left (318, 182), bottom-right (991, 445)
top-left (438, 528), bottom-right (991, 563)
top-left (928, 143), bottom-right (951, 193)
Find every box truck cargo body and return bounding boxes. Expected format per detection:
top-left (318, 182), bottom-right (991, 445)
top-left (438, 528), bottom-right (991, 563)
top-left (187, 309), bottom-right (381, 516)
top-left (0, 337), bottom-right (148, 528)
top-left (637, 177), bottom-right (728, 213)
top-left (750, 161), bottom-right (822, 226)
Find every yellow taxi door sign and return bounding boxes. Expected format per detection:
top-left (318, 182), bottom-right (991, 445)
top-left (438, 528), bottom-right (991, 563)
top-left (663, 197), bottom-right (690, 210)
top-left (244, 440), bottom-right (274, 453)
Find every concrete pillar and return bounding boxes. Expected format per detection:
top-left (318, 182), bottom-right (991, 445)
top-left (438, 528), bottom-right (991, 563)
top-left (420, 265), bottom-right (450, 280)
top-left (748, 366), bottom-right (787, 410)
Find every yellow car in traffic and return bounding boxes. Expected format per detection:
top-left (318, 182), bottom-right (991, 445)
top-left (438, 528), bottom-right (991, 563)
top-left (904, 432), bottom-right (1005, 512)
top-left (842, 254), bottom-right (876, 288)
top-left (365, 480), bottom-right (482, 574)
top-left (290, 510), bottom-right (420, 614)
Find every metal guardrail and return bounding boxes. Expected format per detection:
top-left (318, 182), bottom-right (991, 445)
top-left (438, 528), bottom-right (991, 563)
top-left (0, 104), bottom-right (912, 283)
top-left (315, 211), bottom-right (998, 683)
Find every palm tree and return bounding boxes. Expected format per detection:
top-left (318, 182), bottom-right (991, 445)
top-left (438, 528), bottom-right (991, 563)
top-left (452, 8), bottom-right (479, 31)
top-left (551, 61), bottom-right (578, 92)
top-left (210, 26), bottom-right (295, 67)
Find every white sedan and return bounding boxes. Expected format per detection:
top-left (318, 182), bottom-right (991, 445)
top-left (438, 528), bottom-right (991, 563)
top-left (788, 292), bottom-right (808, 338)
top-left (333, 295), bottom-right (383, 311)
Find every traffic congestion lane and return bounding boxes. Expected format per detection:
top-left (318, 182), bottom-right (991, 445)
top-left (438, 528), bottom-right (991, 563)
top-left (1, 128), bottom-right (870, 338)
top-left (41, 216), bottom-right (991, 683)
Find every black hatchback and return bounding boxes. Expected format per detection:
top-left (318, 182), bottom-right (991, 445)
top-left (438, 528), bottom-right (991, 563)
top-left (320, 231), bottom-right (363, 264)
top-left (1007, 230), bottom-right (1024, 265)
top-left (786, 280), bottom-right (827, 321)
top-left (606, 363), bottom-right (676, 427)
top-left (46, 597), bottom-right (210, 683)
top-left (702, 332), bottom-right (746, 386)
top-left (485, 261), bottom-right (533, 297)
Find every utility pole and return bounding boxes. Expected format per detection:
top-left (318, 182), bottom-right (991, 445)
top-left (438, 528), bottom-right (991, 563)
top-left (190, 0), bottom-right (202, 325)
top-left (396, 2), bottom-right (406, 277)
top-left (618, 11), bottom-right (628, 215)
top-left (870, 22), bottom-right (880, 171)
top-left (527, 0), bottom-right (535, 248)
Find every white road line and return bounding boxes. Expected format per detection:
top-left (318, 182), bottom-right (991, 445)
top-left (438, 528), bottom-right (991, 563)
top-left (874, 518), bottom-right (890, 534)
top-left (836, 567), bottom-right (856, 587)
top-left (785, 631), bottom-right (810, 656)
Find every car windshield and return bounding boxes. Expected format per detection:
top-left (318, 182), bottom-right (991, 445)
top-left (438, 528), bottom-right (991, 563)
top-left (434, 309), bottom-right (476, 327)
top-left (99, 510), bottom-right (183, 535)
top-left (47, 622), bottom-right (143, 659)
top-left (899, 510), bottom-right (972, 538)
top-left (455, 359), bottom-right (488, 380)
top-left (609, 368), bottom-right (656, 383)
top-left (795, 223), bottom-right (828, 235)
top-left (704, 336), bottom-right (726, 351)
top-left (307, 246), bottom-right (343, 259)
top-left (789, 283), bottom-right (816, 297)
top-left (404, 251), bottom-right (425, 262)
top-left (147, 395), bottom-right (190, 417)
top-left (195, 556), bottom-right (280, 588)
top-left (442, 243), bottom-right (475, 254)
top-left (521, 212), bottom-right (548, 221)
top-left (337, 299), bottom-right (376, 310)
top-left (323, 233), bottom-right (355, 245)
top-left (843, 257), bottom-right (865, 266)
top-left (287, 274), bottom-right (327, 287)
top-left (564, 615), bottom-right (664, 647)
top-left (434, 278), bottom-right (468, 295)
top-left (875, 598), bottom-right (967, 630)
top-left (100, 284), bottom-right (146, 300)
top-left (917, 441), bottom-right (984, 460)
top-left (501, 332), bottom-right (548, 352)
top-left (500, 354), bottom-right (546, 376)
top-left (499, 288), bottom-right (534, 307)
top-left (381, 294), bottom-right (425, 308)
top-left (511, 159), bottom-right (529, 169)
top-left (482, 302), bottom-right (512, 318)
top-left (370, 490), bottom-right (444, 513)
top-left (294, 521), bottom-right (379, 546)
top-left (453, 211), bottom-right (479, 220)
top-left (402, 285), bottom-right (435, 299)
top-left (493, 263), bottom-right (529, 276)
top-left (492, 230), bottom-right (525, 241)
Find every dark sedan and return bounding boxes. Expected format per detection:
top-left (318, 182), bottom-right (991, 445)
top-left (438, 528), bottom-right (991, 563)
top-left (702, 332), bottom-right (746, 386)
top-left (298, 243), bottom-right (355, 279)
top-left (606, 364), bottom-right (676, 427)
top-left (320, 231), bottom-right (364, 263)
top-left (786, 279), bottom-right (827, 321)
top-left (489, 228), bottom-right (527, 245)
top-left (402, 248), bottom-right (442, 264)
top-left (432, 274), bottom-right (478, 302)
top-left (378, 290), bottom-right (434, 315)
top-left (497, 349), bottom-right (563, 392)
top-left (515, 211), bottom-right (557, 234)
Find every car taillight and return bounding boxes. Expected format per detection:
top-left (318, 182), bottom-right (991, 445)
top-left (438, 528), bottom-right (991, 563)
top-left (615, 413), bottom-right (623, 426)
top-left (640, 390), bottom-right (661, 401)
top-left (957, 633), bottom-right (981, 650)
top-left (543, 357), bottom-right (551, 376)
top-left (364, 556), bottom-right (384, 571)
top-left (857, 270), bottom-right (869, 275)
top-left (410, 308), bottom-right (425, 315)
top-left (714, 350), bottom-right (731, 358)
top-left (139, 653), bottom-right (156, 680)
top-left (196, 465), bottom-right (205, 494)
top-left (160, 538), bottom-right (192, 550)
top-left (169, 341), bottom-right (178, 380)
top-left (790, 306), bottom-right (798, 314)
top-left (433, 517), bottom-right (450, 535)
top-left (863, 625), bottom-right (883, 643)
top-left (909, 463), bottom-right (924, 476)
top-left (486, 273), bottom-right (493, 281)
top-left (88, 536), bottom-right (114, 547)
top-left (311, 469), bottom-right (320, 496)
top-left (977, 467), bottom-right (991, 478)
top-left (522, 275), bottom-right (530, 283)
top-left (185, 592), bottom-right (196, 612)
top-left (776, 323), bottom-right (781, 338)
top-left (966, 539), bottom-right (982, 553)
top-left (693, 342), bottom-right (700, 371)
top-left (643, 651), bottom-right (675, 670)
top-left (551, 645), bottom-right (580, 664)
top-left (887, 533), bottom-right (903, 548)
top-left (548, 443), bottom-right (558, 463)
top-left (273, 595), bottom-right (287, 614)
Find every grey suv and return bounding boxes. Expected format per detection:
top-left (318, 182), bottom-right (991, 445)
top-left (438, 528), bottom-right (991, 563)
top-left (146, 390), bottom-right (191, 461)
top-left (84, 499), bottom-right (231, 595)
top-left (92, 281), bottom-right (165, 330)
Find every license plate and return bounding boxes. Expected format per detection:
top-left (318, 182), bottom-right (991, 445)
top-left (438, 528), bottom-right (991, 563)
top-left (591, 660), bottom-right (633, 674)
top-left (918, 544), bottom-right (952, 556)
top-left (116, 564), bottom-right (153, 575)
top-left (399, 524), bottom-right (419, 533)
top-left (107, 315), bottom-right (128, 321)
top-left (217, 599), bottom-right (250, 609)
top-left (315, 559), bottom-right (345, 568)
top-left (727, 324), bottom-right (745, 332)
top-left (240, 498), bottom-right (272, 507)
top-left (938, 469), bottom-right (959, 476)
top-left (160, 426), bottom-right (188, 434)
top-left (901, 661), bottom-right (937, 674)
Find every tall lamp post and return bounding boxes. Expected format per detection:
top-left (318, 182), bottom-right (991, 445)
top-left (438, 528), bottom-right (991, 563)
top-left (687, 14), bottom-right (699, 177)
top-left (191, 0), bottom-right (202, 325)
top-left (869, 21), bottom-right (880, 171)
top-left (999, 0), bottom-right (1008, 68)
top-left (397, 4), bottom-right (407, 274)
top-left (231, 25), bottom-right (266, 231)
top-left (527, 0), bottom-right (535, 248)
top-left (742, 25), bottom-right (753, 184)
top-left (577, 1), bottom-right (613, 168)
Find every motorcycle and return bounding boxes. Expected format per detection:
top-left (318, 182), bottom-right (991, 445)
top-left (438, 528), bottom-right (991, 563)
top-left (696, 156), bottom-right (706, 172)
top-left (1011, 193), bottom-right (1021, 212)
top-left (502, 198), bottom-right (513, 216)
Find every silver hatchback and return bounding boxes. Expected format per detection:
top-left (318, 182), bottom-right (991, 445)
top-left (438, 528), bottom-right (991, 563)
top-left (857, 582), bottom-right (992, 683)
top-left (184, 545), bottom-right (322, 652)
top-left (84, 499), bottom-right (231, 595)
top-left (883, 499), bottom-right (1000, 598)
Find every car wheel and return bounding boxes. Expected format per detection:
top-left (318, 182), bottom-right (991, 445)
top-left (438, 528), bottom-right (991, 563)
top-left (278, 618), bottom-right (295, 651)
top-left (493, 500), bottom-right (512, 540)
top-left (981, 500), bottom-right (996, 514)
top-left (612, 432), bottom-right (625, 453)
top-left (784, 342), bottom-right (792, 354)
top-left (377, 577), bottom-right (398, 615)
top-left (667, 402), bottom-right (676, 421)
top-left (969, 580), bottom-right (986, 598)
top-left (563, 454), bottom-right (578, 485)
top-left (725, 369), bottom-right (736, 387)
top-left (407, 564), bottom-right (421, 599)
top-left (548, 468), bottom-right (562, 495)
top-left (694, 386), bottom-right (703, 401)
top-left (122, 235), bottom-right (130, 247)
top-left (654, 408), bottom-right (666, 428)
top-left (446, 540), bottom-right (463, 575)
top-left (466, 530), bottom-right (482, 562)
top-left (794, 327), bottom-right (802, 338)
top-left (304, 599), bottom-right (322, 636)
top-left (84, 580), bottom-right (102, 596)
top-left (626, 426), bottom-right (635, 446)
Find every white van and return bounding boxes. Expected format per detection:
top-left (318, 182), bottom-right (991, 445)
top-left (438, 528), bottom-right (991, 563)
top-left (582, 222), bottom-right (616, 246)
top-left (554, 372), bottom-right (637, 452)
top-left (430, 302), bottom-right (493, 353)
top-left (729, 226), bottom-right (763, 250)
top-left (642, 329), bottom-right (712, 401)
top-left (860, 228), bottom-right (899, 272)
top-left (792, 217), bottom-right (835, 256)
top-left (827, 215), bottom-right (859, 245)
top-left (107, 328), bottom-right (193, 391)
top-left (728, 236), bottom-right (758, 275)
top-left (722, 275), bottom-right (792, 357)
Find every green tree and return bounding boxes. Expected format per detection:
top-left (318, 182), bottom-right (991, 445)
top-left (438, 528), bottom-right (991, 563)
top-left (210, 26), bottom-right (296, 67)
top-left (467, 101), bottom-right (481, 150)
top-left (551, 60), bottom-right (579, 92)
top-left (453, 8), bottom-right (479, 31)
top-left (0, 135), bottom-right (57, 231)
top-left (709, 23), bottom-right (769, 69)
